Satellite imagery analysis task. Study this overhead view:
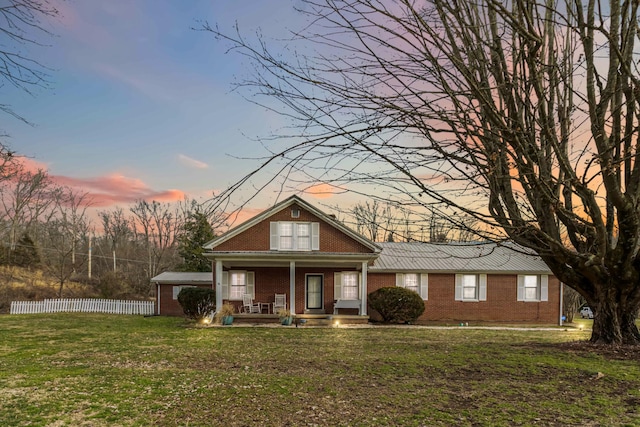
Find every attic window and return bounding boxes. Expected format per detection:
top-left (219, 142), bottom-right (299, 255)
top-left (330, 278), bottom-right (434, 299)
top-left (291, 208), bottom-right (300, 218)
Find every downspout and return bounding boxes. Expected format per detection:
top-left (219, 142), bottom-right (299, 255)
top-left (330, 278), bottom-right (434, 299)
top-left (155, 282), bottom-right (160, 315)
top-left (559, 282), bottom-right (564, 326)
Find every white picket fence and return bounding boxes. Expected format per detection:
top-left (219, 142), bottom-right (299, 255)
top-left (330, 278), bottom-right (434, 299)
top-left (10, 298), bottom-right (155, 316)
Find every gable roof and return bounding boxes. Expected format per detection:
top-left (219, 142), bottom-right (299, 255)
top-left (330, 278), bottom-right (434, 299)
top-left (203, 195), bottom-right (381, 253)
top-left (370, 241), bottom-right (552, 274)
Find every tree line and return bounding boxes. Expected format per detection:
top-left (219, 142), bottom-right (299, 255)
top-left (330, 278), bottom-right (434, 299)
top-left (0, 157), bottom-right (227, 300)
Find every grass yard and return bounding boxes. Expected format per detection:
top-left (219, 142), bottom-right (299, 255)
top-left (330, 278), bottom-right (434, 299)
top-left (1, 315), bottom-right (639, 427)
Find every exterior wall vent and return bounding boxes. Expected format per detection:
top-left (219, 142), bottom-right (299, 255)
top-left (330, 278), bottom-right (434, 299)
top-left (291, 208), bottom-right (300, 218)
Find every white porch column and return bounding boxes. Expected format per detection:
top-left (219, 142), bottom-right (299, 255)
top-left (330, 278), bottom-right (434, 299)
top-left (290, 261), bottom-right (296, 314)
top-left (361, 261), bottom-right (368, 315)
top-left (215, 260), bottom-right (223, 313)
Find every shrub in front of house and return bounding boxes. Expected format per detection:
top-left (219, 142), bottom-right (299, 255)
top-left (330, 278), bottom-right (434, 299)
top-left (368, 287), bottom-right (425, 323)
top-left (177, 287), bottom-right (215, 321)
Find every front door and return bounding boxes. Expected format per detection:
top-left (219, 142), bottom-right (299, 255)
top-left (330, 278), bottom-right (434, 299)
top-left (306, 274), bottom-right (323, 310)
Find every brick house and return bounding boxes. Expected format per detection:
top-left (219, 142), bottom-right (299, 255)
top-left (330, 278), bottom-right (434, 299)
top-left (152, 195), bottom-right (562, 324)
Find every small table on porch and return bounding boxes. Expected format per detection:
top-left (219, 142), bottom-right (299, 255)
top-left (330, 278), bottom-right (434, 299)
top-left (259, 302), bottom-right (271, 314)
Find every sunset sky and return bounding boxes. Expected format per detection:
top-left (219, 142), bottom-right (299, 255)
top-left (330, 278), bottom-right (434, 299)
top-left (5, 0), bottom-right (339, 217)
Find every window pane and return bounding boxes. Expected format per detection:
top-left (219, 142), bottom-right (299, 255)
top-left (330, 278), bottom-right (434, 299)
top-left (525, 287), bottom-right (538, 300)
top-left (230, 272), bottom-right (246, 300)
top-left (523, 275), bottom-right (539, 300)
top-left (342, 273), bottom-right (358, 299)
top-left (404, 274), bottom-right (419, 293)
top-left (463, 287), bottom-right (477, 299)
top-left (280, 223), bottom-right (293, 249)
top-left (462, 274), bottom-right (477, 299)
top-left (297, 223), bottom-right (310, 249)
top-left (297, 223), bottom-right (309, 236)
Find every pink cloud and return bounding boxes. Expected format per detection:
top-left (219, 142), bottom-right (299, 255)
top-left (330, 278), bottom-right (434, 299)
top-left (15, 156), bottom-right (50, 174)
top-left (51, 173), bottom-right (185, 207)
top-left (305, 183), bottom-right (336, 199)
top-left (178, 154), bottom-right (209, 169)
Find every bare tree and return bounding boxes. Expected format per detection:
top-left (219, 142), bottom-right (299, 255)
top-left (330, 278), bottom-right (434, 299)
top-left (207, 0), bottom-right (640, 344)
top-left (0, 0), bottom-right (59, 125)
top-left (0, 167), bottom-right (55, 256)
top-left (129, 200), bottom-right (181, 279)
top-left (98, 207), bottom-right (133, 273)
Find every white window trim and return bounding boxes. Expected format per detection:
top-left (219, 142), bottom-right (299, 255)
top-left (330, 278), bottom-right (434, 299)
top-left (334, 271), bottom-right (361, 300)
top-left (221, 270), bottom-right (255, 301)
top-left (395, 273), bottom-right (428, 300)
top-left (270, 221), bottom-right (320, 251)
top-left (517, 274), bottom-right (549, 302)
top-left (455, 274), bottom-right (487, 302)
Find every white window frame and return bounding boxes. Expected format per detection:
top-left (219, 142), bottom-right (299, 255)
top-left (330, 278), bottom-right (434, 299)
top-left (455, 274), bottom-right (487, 302)
top-left (334, 271), bottom-right (361, 300)
top-left (395, 273), bottom-right (429, 300)
top-left (270, 221), bottom-right (320, 251)
top-left (517, 274), bottom-right (549, 302)
top-left (221, 270), bottom-right (255, 301)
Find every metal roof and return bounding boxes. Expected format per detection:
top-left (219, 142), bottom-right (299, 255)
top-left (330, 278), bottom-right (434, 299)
top-left (151, 272), bottom-right (212, 284)
top-left (370, 242), bottom-right (552, 274)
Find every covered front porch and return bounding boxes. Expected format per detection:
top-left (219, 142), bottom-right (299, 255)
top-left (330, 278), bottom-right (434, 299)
top-left (211, 253), bottom-right (375, 320)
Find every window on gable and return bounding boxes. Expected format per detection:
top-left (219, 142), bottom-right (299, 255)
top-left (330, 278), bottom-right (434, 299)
top-left (280, 223), bottom-right (293, 250)
top-left (270, 221), bottom-right (319, 251)
top-left (517, 274), bottom-right (549, 302)
top-left (297, 223), bottom-right (310, 250)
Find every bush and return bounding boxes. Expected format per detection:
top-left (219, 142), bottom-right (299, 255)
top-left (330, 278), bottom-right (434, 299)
top-left (177, 287), bottom-right (216, 321)
top-left (368, 287), bottom-right (425, 324)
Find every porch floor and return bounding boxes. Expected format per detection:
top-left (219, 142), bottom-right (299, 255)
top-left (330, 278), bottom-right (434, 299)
top-left (231, 313), bottom-right (369, 326)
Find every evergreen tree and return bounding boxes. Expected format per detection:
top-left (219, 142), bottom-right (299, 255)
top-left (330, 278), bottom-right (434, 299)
top-left (12, 233), bottom-right (40, 269)
top-left (176, 212), bottom-right (214, 272)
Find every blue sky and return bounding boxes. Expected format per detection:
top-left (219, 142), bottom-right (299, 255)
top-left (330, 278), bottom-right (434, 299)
top-left (5, 0), bottom-right (329, 213)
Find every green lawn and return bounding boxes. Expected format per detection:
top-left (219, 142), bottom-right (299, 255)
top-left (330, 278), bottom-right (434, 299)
top-left (1, 314), bottom-right (638, 427)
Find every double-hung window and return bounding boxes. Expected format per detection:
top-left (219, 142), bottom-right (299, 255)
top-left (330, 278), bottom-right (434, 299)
top-left (230, 271), bottom-right (246, 300)
top-left (334, 271), bottom-right (360, 300)
top-left (279, 223), bottom-right (294, 250)
top-left (221, 270), bottom-right (255, 301)
top-left (395, 273), bottom-right (428, 300)
top-left (455, 274), bottom-right (487, 301)
top-left (517, 274), bottom-right (549, 302)
top-left (270, 221), bottom-right (319, 251)
top-left (297, 223), bottom-right (310, 250)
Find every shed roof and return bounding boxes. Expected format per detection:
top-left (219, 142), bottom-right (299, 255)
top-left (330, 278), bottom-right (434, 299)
top-left (151, 272), bottom-right (212, 284)
top-left (370, 242), bottom-right (552, 274)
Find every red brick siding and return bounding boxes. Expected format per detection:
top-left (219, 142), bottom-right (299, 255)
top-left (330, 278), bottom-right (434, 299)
top-left (157, 283), bottom-right (213, 316)
top-left (367, 272), bottom-right (560, 324)
top-left (213, 203), bottom-right (373, 253)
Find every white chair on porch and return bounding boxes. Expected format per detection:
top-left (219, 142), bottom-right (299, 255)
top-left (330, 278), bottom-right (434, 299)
top-left (242, 294), bottom-right (261, 314)
top-left (273, 293), bottom-right (287, 314)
